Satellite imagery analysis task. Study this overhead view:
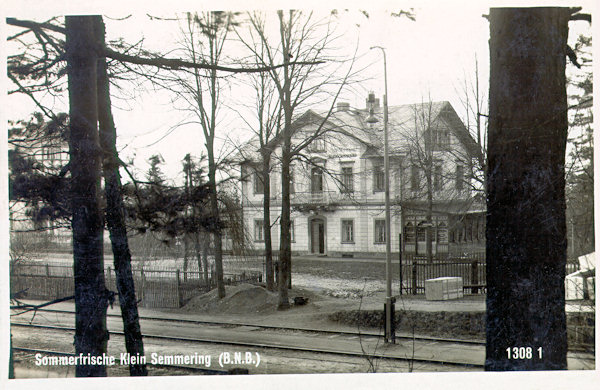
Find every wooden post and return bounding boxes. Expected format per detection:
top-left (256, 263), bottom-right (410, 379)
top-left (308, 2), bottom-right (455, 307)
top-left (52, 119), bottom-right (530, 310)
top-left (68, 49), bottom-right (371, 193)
top-left (471, 260), bottom-right (479, 294)
top-left (412, 260), bottom-right (418, 295)
top-left (176, 270), bottom-right (182, 308)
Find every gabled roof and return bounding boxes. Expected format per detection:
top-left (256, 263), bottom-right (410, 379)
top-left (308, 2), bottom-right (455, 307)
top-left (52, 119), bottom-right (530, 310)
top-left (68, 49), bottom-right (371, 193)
top-left (237, 100), bottom-right (480, 163)
top-left (359, 101), bottom-right (481, 158)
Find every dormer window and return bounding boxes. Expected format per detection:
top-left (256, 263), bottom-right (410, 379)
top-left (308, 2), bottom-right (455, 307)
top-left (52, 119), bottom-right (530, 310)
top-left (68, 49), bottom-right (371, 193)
top-left (308, 136), bottom-right (326, 152)
top-left (426, 128), bottom-right (450, 150)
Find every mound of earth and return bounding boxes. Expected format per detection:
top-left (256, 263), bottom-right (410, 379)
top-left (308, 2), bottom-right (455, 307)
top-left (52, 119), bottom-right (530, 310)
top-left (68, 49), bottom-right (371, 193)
top-left (183, 283), bottom-right (281, 314)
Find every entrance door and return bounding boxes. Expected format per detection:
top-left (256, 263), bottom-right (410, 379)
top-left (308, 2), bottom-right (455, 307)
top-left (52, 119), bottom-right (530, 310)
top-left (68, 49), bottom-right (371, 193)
top-left (311, 219), bottom-right (325, 254)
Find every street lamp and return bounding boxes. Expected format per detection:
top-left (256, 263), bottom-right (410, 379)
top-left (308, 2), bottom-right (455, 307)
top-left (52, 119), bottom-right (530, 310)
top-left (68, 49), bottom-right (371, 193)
top-left (370, 45), bottom-right (394, 343)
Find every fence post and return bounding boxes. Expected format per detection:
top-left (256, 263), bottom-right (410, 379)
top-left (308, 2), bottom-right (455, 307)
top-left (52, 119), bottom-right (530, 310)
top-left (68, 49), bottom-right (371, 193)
top-left (412, 260), bottom-right (418, 295)
top-left (399, 234), bottom-right (403, 295)
top-left (176, 270), bottom-right (182, 307)
top-left (45, 264), bottom-right (51, 299)
top-left (471, 260), bottom-right (479, 294)
top-left (140, 268), bottom-right (145, 304)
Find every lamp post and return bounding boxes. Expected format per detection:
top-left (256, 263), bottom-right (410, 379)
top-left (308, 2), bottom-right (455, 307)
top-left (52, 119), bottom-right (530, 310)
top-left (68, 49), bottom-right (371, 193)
top-left (370, 45), bottom-right (395, 343)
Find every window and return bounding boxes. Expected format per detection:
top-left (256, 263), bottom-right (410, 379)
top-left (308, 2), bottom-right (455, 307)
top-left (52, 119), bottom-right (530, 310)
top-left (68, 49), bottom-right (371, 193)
top-left (416, 221), bottom-right (427, 241)
top-left (254, 219), bottom-right (264, 242)
top-left (428, 128), bottom-right (450, 150)
top-left (477, 216), bottom-right (485, 241)
top-left (341, 167), bottom-right (354, 193)
top-left (341, 220), bottom-right (354, 243)
top-left (456, 164), bottom-right (464, 191)
top-left (374, 219), bottom-right (386, 244)
top-left (308, 136), bottom-right (326, 152)
top-left (289, 166), bottom-right (295, 194)
top-left (373, 165), bottom-right (384, 192)
top-left (253, 171), bottom-right (264, 194)
top-left (411, 166), bottom-right (419, 191)
top-left (404, 222), bottom-right (415, 243)
top-left (311, 167), bottom-right (323, 193)
top-left (434, 164), bottom-right (442, 191)
top-left (437, 222), bottom-right (448, 243)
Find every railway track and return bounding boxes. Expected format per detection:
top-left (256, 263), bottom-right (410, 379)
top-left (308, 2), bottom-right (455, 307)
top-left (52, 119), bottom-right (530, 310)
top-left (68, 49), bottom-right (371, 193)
top-left (11, 321), bottom-right (485, 368)
top-left (12, 307), bottom-right (486, 346)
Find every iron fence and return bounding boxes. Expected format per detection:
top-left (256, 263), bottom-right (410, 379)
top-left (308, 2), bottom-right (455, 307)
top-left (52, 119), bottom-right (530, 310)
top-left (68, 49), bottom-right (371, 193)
top-left (10, 261), bottom-right (262, 308)
top-left (399, 253), bottom-right (583, 295)
top-left (399, 255), bottom-right (487, 295)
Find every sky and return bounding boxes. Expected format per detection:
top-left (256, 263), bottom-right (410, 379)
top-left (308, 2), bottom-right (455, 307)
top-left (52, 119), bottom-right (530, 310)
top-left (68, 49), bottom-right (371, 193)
top-left (2, 0), bottom-right (594, 183)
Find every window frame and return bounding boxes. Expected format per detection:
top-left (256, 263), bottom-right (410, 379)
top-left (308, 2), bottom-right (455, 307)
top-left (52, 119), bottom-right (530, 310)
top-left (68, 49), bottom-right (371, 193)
top-left (434, 164), bottom-right (443, 191)
top-left (456, 164), bottom-right (464, 191)
top-left (341, 219), bottom-right (355, 243)
top-left (374, 219), bottom-right (386, 244)
top-left (411, 165), bottom-right (420, 191)
top-left (341, 167), bottom-right (354, 193)
top-left (254, 219), bottom-right (264, 242)
top-left (311, 167), bottom-right (324, 193)
top-left (253, 170), bottom-right (265, 195)
top-left (373, 165), bottom-right (384, 193)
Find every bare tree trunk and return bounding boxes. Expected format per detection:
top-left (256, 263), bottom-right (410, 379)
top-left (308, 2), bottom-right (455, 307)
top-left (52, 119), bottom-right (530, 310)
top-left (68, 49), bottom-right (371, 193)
top-left (208, 155), bottom-right (225, 298)
top-left (277, 10), bottom-right (293, 309)
top-left (66, 15), bottom-right (108, 377)
top-left (426, 164), bottom-right (434, 263)
top-left (202, 233), bottom-right (210, 287)
top-left (262, 152), bottom-right (275, 290)
top-left (278, 151), bottom-right (291, 309)
top-left (183, 235), bottom-right (189, 282)
top-left (193, 231), bottom-right (203, 287)
top-left (278, 114), bottom-right (292, 309)
top-left (94, 16), bottom-right (147, 376)
top-left (486, 7), bottom-right (570, 370)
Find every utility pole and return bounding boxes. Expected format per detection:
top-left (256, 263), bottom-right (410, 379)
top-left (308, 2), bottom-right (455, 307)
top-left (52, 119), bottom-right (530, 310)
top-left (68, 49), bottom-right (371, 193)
top-left (371, 46), bottom-right (395, 344)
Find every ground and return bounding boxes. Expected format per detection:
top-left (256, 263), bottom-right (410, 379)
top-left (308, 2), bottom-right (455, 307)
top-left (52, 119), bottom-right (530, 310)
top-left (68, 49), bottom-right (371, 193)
top-left (170, 282), bottom-right (487, 340)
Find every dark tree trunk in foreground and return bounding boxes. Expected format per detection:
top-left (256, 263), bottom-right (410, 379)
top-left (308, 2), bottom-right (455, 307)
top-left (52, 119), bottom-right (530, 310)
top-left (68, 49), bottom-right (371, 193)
top-left (94, 16), bottom-right (148, 376)
top-left (66, 15), bottom-right (108, 377)
top-left (486, 7), bottom-right (570, 370)
top-left (262, 153), bottom-right (275, 291)
top-left (278, 130), bottom-right (292, 309)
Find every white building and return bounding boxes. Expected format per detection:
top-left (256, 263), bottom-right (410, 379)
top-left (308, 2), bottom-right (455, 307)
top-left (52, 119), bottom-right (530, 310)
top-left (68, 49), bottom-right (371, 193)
top-left (240, 95), bottom-right (485, 258)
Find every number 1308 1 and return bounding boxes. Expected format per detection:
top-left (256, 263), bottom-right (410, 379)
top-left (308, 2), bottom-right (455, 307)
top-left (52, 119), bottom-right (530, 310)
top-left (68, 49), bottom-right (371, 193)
top-left (506, 347), bottom-right (543, 359)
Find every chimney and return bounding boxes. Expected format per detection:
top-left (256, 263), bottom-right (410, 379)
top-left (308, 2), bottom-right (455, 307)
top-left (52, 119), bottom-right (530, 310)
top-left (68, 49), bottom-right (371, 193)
top-left (365, 92), bottom-right (380, 111)
top-left (336, 102), bottom-right (350, 112)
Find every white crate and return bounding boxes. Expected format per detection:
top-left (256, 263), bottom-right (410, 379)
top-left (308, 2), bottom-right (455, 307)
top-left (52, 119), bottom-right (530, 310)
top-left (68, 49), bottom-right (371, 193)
top-left (425, 277), bottom-right (464, 300)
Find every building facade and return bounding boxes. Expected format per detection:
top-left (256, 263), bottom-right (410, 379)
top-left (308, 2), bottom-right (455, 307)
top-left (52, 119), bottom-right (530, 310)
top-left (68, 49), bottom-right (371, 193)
top-left (240, 95), bottom-right (485, 258)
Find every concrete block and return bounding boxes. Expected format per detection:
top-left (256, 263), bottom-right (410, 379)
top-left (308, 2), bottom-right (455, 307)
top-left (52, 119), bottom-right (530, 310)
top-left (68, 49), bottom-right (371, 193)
top-left (425, 277), bottom-right (464, 300)
top-left (565, 271), bottom-right (585, 300)
top-left (586, 277), bottom-right (595, 300)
